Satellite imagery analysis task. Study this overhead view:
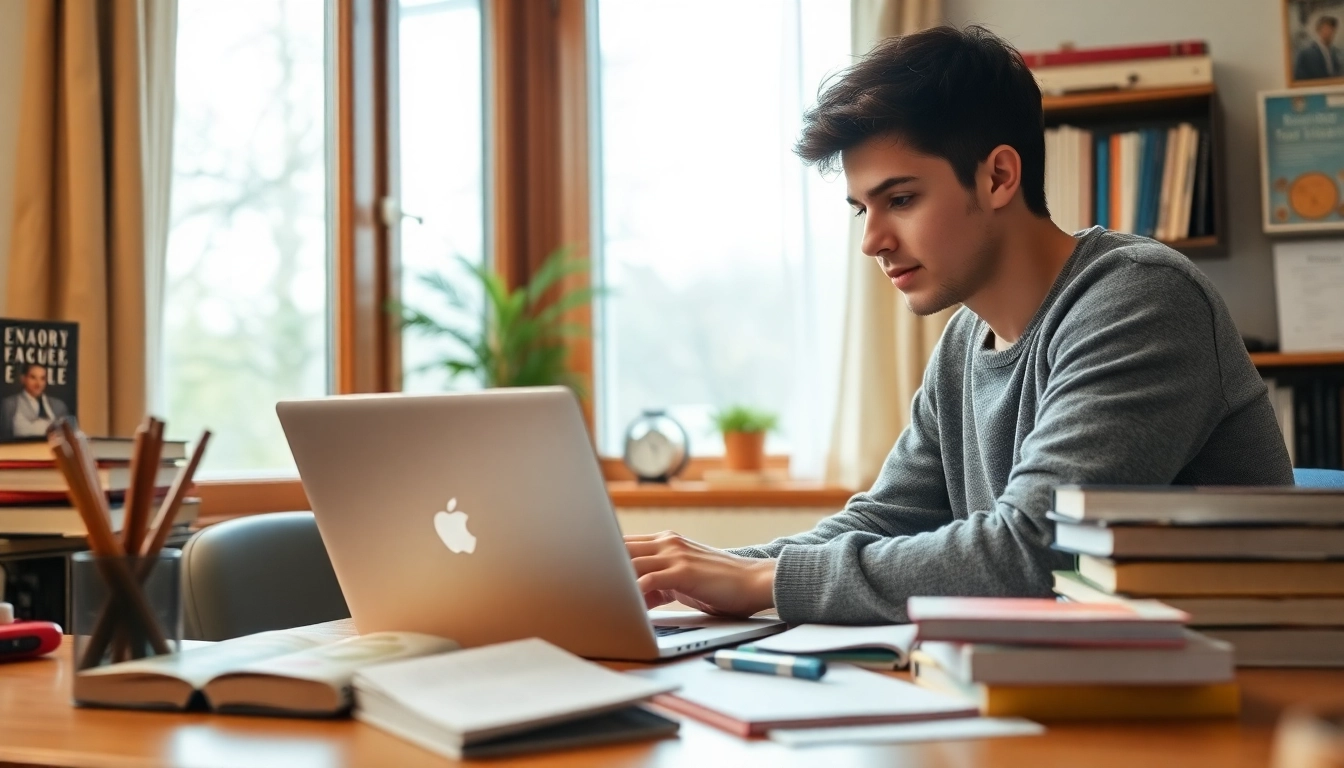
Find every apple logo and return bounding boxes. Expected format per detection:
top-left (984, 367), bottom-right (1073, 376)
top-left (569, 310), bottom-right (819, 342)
top-left (433, 498), bottom-right (477, 554)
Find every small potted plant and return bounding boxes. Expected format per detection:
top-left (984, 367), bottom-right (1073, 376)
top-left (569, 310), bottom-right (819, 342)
top-left (711, 405), bottom-right (779, 472)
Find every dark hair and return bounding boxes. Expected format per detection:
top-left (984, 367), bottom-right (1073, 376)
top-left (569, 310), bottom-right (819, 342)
top-left (1318, 15), bottom-right (1338, 29)
top-left (796, 25), bottom-right (1049, 218)
top-left (22, 363), bottom-right (46, 375)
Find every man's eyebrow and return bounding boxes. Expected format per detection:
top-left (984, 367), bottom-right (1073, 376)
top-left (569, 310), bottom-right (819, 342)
top-left (845, 176), bottom-right (920, 206)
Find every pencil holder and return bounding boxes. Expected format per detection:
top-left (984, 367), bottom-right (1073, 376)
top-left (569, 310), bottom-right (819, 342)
top-left (70, 550), bottom-right (182, 672)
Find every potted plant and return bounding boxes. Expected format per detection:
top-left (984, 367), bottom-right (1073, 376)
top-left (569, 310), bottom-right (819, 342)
top-left (393, 247), bottom-right (601, 393)
top-left (711, 405), bottom-right (779, 472)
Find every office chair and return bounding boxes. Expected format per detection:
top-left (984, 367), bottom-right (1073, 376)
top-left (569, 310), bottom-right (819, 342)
top-left (180, 511), bottom-right (350, 641)
top-left (1294, 468), bottom-right (1344, 488)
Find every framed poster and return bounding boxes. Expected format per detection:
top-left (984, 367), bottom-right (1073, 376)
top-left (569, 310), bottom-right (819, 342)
top-left (1284, 0), bottom-right (1344, 88)
top-left (1258, 86), bottom-right (1344, 233)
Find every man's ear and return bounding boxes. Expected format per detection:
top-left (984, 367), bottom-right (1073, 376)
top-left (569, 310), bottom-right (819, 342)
top-left (982, 144), bottom-right (1022, 211)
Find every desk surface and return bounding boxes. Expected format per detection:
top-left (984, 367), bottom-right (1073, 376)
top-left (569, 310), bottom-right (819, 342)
top-left (1, 638), bottom-right (1341, 768)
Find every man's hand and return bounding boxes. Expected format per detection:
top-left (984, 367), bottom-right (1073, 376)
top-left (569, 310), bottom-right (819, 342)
top-left (624, 531), bottom-right (776, 618)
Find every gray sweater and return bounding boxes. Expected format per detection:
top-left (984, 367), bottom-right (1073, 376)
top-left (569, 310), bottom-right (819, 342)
top-left (731, 227), bottom-right (1294, 624)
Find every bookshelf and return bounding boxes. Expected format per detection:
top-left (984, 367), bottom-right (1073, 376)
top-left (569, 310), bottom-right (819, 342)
top-left (1042, 83), bottom-right (1224, 258)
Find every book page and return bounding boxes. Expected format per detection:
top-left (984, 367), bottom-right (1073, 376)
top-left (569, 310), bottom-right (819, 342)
top-left (221, 631), bottom-right (457, 687)
top-left (78, 630), bottom-right (329, 690)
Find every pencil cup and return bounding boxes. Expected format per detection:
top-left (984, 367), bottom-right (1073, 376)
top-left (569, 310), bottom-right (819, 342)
top-left (70, 549), bottom-right (182, 672)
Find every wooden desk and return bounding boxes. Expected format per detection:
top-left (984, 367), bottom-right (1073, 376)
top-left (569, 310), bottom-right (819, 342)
top-left (1, 640), bottom-right (1341, 768)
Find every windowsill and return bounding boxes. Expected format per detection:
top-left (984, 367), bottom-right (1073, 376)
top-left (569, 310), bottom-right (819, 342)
top-left (193, 476), bottom-right (853, 525)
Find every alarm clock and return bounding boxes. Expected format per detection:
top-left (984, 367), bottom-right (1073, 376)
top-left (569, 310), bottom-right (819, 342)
top-left (623, 409), bottom-right (690, 483)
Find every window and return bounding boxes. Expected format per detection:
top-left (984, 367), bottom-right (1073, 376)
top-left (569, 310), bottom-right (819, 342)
top-left (592, 0), bottom-right (851, 474)
top-left (395, 0), bottom-right (487, 394)
top-left (162, 1), bottom-right (332, 475)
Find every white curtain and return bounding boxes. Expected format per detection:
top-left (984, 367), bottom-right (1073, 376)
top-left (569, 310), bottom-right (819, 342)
top-left (824, 0), bottom-right (949, 490)
top-left (141, 0), bottom-right (178, 415)
top-left (779, 0), bottom-right (852, 481)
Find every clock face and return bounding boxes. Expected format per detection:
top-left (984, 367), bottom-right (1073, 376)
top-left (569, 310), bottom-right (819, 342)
top-left (626, 431), bottom-right (676, 479)
top-left (1289, 172), bottom-right (1340, 220)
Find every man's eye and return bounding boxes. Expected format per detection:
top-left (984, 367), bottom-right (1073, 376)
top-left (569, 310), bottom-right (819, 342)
top-left (852, 207), bottom-right (866, 218)
top-left (891, 195), bottom-right (914, 208)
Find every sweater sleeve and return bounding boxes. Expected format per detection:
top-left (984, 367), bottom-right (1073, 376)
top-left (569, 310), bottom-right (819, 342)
top-left (765, 259), bottom-right (1239, 624)
top-left (728, 349), bottom-right (953, 556)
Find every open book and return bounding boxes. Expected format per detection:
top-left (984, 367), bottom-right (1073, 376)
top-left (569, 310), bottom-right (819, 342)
top-left (74, 626), bottom-right (456, 715)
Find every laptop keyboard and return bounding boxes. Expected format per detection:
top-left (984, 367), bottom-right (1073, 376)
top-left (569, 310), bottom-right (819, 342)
top-left (653, 625), bottom-right (697, 638)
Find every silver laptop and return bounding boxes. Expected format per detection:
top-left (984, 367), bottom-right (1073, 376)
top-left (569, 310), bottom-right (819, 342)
top-left (276, 386), bottom-right (784, 661)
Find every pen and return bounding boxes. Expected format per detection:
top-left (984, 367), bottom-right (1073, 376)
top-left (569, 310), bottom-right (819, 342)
top-left (706, 649), bottom-right (828, 681)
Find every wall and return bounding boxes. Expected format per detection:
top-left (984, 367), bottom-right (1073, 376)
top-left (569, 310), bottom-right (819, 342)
top-left (946, 0), bottom-right (1289, 343)
top-left (0, 0), bottom-right (27, 312)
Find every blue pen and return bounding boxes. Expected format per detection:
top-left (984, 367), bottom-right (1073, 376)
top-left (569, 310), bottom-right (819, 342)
top-left (706, 649), bottom-right (828, 681)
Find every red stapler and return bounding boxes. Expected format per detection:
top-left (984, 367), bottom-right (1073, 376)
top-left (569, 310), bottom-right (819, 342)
top-left (0, 602), bottom-right (62, 662)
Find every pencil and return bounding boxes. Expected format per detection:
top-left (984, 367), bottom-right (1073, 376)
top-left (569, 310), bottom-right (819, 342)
top-left (141, 430), bottom-right (210, 558)
top-left (53, 423), bottom-right (172, 666)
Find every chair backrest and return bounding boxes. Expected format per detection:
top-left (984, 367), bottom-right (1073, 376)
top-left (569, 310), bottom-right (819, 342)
top-left (180, 511), bottom-right (350, 641)
top-left (1294, 468), bottom-right (1344, 488)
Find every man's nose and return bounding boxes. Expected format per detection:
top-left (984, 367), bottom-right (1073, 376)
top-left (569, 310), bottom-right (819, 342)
top-left (860, 216), bottom-right (896, 259)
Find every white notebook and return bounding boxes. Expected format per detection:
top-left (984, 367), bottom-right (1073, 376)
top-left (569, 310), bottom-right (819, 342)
top-left (632, 658), bottom-right (977, 737)
top-left (353, 638), bottom-right (679, 759)
top-left (743, 623), bottom-right (918, 669)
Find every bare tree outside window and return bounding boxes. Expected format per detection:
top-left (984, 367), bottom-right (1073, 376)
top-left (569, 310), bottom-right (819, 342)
top-left (163, 0), bottom-right (329, 475)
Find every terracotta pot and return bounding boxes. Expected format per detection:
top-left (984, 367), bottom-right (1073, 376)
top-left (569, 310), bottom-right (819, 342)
top-left (722, 431), bottom-right (766, 471)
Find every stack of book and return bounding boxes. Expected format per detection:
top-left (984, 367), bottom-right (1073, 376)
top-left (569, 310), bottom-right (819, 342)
top-left (0, 437), bottom-right (195, 536)
top-left (1029, 39), bottom-right (1216, 242)
top-left (907, 596), bottom-right (1238, 720)
top-left (1050, 485), bottom-right (1344, 667)
top-left (1024, 40), bottom-right (1211, 96)
top-left (1262, 376), bottom-right (1342, 470)
top-left (1044, 121), bottom-right (1212, 242)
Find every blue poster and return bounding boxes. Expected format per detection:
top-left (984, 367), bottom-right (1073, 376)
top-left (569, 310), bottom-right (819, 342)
top-left (1259, 87), bottom-right (1344, 233)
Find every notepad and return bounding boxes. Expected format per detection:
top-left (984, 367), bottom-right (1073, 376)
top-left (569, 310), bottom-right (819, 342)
top-left (631, 658), bottom-right (977, 737)
top-left (741, 623), bottom-right (919, 669)
top-left (353, 638), bottom-right (680, 759)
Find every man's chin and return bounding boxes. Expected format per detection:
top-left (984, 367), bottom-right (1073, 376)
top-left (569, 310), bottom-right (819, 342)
top-left (902, 291), bottom-right (957, 317)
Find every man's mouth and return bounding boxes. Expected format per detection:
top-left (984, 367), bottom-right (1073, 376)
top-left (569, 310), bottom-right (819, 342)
top-left (884, 265), bottom-right (920, 288)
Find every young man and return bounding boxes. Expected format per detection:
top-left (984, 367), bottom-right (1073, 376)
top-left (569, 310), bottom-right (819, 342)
top-left (624, 26), bottom-right (1293, 624)
top-left (1294, 15), bottom-right (1342, 81)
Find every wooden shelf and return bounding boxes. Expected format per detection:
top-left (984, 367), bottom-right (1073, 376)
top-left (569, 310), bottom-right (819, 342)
top-left (1161, 235), bottom-right (1218, 250)
top-left (1250, 352), bottom-right (1344, 368)
top-left (607, 481), bottom-right (853, 509)
top-left (1042, 84), bottom-right (1215, 113)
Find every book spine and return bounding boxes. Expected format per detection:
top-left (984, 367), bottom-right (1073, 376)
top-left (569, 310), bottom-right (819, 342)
top-left (1033, 56), bottom-right (1213, 96)
top-left (982, 682), bottom-right (1240, 720)
top-left (1190, 129), bottom-right (1214, 238)
top-left (1295, 381), bottom-right (1314, 468)
top-left (1109, 133), bottom-right (1123, 231)
top-left (1325, 379), bottom-right (1341, 470)
top-left (1313, 378), bottom-right (1327, 469)
top-left (1023, 40), bottom-right (1208, 68)
top-left (1095, 135), bottom-right (1110, 228)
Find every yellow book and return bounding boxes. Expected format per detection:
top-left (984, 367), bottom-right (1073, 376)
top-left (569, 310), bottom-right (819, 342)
top-left (910, 650), bottom-right (1240, 720)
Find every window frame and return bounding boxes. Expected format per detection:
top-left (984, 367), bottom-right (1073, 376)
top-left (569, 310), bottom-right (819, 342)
top-left (195, 0), bottom-right (842, 520)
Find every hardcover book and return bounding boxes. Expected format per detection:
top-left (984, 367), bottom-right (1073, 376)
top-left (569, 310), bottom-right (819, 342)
top-left (0, 318), bottom-right (78, 443)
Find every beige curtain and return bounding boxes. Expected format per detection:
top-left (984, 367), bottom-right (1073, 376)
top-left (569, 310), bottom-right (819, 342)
top-left (8, 0), bottom-right (174, 438)
top-left (825, 0), bottom-right (951, 490)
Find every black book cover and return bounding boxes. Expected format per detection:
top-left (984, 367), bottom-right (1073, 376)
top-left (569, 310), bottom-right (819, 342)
top-left (1325, 380), bottom-right (1342, 470)
top-left (1312, 378), bottom-right (1327, 469)
top-left (1190, 130), bottom-right (1213, 238)
top-left (0, 318), bottom-right (78, 443)
top-left (1295, 381), bottom-right (1314, 468)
